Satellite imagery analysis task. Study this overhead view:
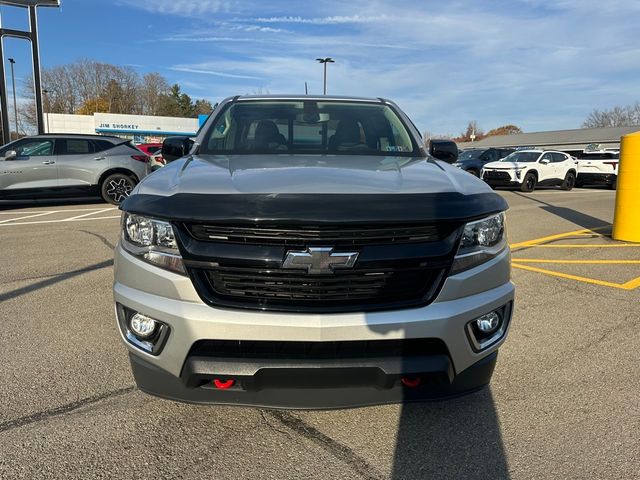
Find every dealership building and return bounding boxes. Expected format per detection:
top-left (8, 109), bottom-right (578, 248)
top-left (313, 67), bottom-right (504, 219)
top-left (457, 126), bottom-right (639, 154)
top-left (45, 112), bottom-right (209, 144)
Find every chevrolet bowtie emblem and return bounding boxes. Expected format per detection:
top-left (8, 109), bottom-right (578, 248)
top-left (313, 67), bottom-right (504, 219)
top-left (282, 247), bottom-right (359, 275)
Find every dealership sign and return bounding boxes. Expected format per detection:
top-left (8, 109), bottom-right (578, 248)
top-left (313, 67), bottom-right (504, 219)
top-left (98, 123), bottom-right (141, 130)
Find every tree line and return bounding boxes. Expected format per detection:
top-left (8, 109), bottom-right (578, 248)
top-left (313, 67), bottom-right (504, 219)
top-left (22, 58), bottom-right (213, 126)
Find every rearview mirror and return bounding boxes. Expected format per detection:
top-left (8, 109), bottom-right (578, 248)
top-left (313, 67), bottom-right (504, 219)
top-left (162, 136), bottom-right (194, 163)
top-left (4, 150), bottom-right (17, 161)
top-left (429, 139), bottom-right (458, 163)
top-left (540, 158), bottom-right (550, 165)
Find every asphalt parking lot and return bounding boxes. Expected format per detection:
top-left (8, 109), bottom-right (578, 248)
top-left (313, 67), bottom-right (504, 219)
top-left (0, 189), bottom-right (638, 480)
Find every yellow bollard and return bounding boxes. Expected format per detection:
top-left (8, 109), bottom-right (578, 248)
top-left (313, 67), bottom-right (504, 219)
top-left (612, 131), bottom-right (640, 242)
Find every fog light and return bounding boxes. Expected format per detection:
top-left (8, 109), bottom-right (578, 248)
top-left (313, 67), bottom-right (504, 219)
top-left (129, 313), bottom-right (157, 339)
top-left (476, 312), bottom-right (501, 333)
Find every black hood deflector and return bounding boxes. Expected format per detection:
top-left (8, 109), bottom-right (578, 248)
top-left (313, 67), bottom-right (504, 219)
top-left (120, 193), bottom-right (508, 225)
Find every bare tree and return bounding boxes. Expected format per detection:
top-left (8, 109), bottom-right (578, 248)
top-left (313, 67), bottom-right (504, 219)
top-left (139, 73), bottom-right (169, 116)
top-left (582, 102), bottom-right (640, 128)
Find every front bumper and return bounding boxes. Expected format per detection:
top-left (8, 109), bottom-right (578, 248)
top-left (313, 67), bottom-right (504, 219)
top-left (114, 245), bottom-right (514, 408)
top-left (577, 172), bottom-right (616, 185)
top-left (129, 349), bottom-right (499, 409)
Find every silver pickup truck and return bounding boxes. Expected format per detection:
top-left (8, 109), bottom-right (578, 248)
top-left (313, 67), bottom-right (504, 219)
top-left (113, 95), bottom-right (514, 408)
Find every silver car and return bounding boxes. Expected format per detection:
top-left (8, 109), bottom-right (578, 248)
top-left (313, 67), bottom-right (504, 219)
top-left (0, 134), bottom-right (150, 205)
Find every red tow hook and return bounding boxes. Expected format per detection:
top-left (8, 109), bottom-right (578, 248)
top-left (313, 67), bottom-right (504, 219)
top-left (401, 376), bottom-right (421, 388)
top-left (213, 379), bottom-right (235, 389)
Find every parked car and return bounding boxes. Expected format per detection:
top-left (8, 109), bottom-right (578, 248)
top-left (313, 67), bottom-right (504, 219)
top-left (114, 95), bottom-right (514, 408)
top-left (575, 149), bottom-right (619, 189)
top-left (137, 143), bottom-right (165, 171)
top-left (453, 147), bottom-right (515, 176)
top-left (0, 134), bottom-right (149, 205)
top-left (482, 149), bottom-right (577, 192)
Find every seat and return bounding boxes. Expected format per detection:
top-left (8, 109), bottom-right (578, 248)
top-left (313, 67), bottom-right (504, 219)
top-left (328, 120), bottom-right (368, 151)
top-left (252, 121), bottom-right (287, 151)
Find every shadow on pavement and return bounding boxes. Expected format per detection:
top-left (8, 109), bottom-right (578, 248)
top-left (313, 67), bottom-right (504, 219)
top-left (0, 196), bottom-right (104, 211)
top-left (511, 191), bottom-right (609, 230)
top-left (391, 388), bottom-right (509, 479)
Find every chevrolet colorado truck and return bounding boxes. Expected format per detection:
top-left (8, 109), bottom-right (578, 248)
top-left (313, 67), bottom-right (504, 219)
top-left (113, 95), bottom-right (514, 408)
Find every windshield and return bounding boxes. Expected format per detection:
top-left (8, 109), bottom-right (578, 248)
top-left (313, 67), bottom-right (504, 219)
top-left (501, 151), bottom-right (540, 163)
top-left (458, 149), bottom-right (483, 161)
top-left (199, 100), bottom-right (418, 157)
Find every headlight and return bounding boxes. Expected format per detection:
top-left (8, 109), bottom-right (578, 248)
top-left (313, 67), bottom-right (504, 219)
top-left (451, 212), bottom-right (507, 274)
top-left (121, 213), bottom-right (186, 274)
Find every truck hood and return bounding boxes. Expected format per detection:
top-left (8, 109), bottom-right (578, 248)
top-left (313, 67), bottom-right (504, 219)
top-left (122, 154), bottom-right (507, 224)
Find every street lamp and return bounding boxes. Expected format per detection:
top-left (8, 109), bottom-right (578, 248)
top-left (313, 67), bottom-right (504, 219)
top-left (43, 88), bottom-right (49, 133)
top-left (8, 57), bottom-right (18, 138)
top-left (316, 57), bottom-right (335, 95)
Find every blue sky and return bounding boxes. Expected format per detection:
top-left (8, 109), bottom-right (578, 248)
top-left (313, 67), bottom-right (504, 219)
top-left (2, 0), bottom-right (639, 135)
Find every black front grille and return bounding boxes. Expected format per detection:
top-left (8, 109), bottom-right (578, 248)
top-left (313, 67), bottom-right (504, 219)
top-left (191, 264), bottom-right (445, 313)
top-left (483, 170), bottom-right (511, 180)
top-left (189, 338), bottom-right (449, 360)
top-left (178, 222), bottom-right (459, 313)
top-left (186, 223), bottom-right (454, 246)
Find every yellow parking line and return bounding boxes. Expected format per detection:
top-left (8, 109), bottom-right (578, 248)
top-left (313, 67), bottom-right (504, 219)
top-left (509, 226), bottom-right (610, 250)
top-left (512, 263), bottom-right (629, 289)
top-left (622, 277), bottom-right (640, 289)
top-left (522, 244), bottom-right (639, 248)
top-left (512, 259), bottom-right (640, 264)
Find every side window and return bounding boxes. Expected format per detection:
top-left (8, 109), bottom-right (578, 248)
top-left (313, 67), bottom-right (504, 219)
top-left (551, 153), bottom-right (567, 163)
top-left (62, 139), bottom-right (94, 155)
top-left (93, 140), bottom-right (115, 152)
top-left (14, 139), bottom-right (54, 157)
top-left (486, 149), bottom-right (499, 162)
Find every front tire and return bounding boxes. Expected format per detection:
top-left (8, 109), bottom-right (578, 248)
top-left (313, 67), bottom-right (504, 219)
top-left (101, 173), bottom-right (136, 205)
top-left (520, 172), bottom-right (537, 192)
top-left (561, 171), bottom-right (576, 191)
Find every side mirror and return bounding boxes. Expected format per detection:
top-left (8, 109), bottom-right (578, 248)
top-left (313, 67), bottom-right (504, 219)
top-left (429, 139), bottom-right (458, 163)
top-left (162, 136), bottom-right (194, 163)
top-left (540, 158), bottom-right (550, 165)
top-left (4, 150), bottom-right (17, 161)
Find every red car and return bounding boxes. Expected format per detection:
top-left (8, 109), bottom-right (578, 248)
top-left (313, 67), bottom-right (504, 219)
top-left (137, 143), bottom-right (165, 171)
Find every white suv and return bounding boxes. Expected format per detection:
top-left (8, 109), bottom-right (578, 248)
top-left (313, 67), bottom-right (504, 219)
top-left (482, 150), bottom-right (577, 192)
top-left (575, 150), bottom-right (619, 189)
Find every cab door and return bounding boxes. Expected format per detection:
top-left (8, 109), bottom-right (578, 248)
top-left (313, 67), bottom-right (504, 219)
top-left (55, 138), bottom-right (100, 187)
top-left (0, 138), bottom-right (58, 190)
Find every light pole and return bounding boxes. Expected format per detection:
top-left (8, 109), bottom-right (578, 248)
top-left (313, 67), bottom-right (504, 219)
top-left (43, 88), bottom-right (49, 133)
top-left (316, 57), bottom-right (334, 95)
top-left (8, 58), bottom-right (18, 138)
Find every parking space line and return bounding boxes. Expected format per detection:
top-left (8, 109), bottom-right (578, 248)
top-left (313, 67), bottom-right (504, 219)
top-left (509, 226), bottom-right (610, 250)
top-left (0, 215), bottom-right (121, 227)
top-left (512, 259), bottom-right (640, 264)
top-left (0, 211), bottom-right (54, 224)
top-left (522, 244), bottom-right (639, 248)
top-left (512, 263), bottom-right (637, 290)
top-left (0, 207), bottom-right (113, 215)
top-left (63, 208), bottom-right (115, 221)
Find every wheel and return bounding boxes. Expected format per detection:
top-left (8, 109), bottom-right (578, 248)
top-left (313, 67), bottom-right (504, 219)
top-left (101, 173), bottom-right (136, 205)
top-left (468, 169), bottom-right (480, 178)
top-left (520, 172), bottom-right (537, 192)
top-left (561, 171), bottom-right (576, 191)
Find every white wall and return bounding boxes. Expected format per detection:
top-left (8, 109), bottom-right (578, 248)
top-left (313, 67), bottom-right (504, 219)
top-left (44, 112), bottom-right (199, 137)
top-left (46, 113), bottom-right (94, 134)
